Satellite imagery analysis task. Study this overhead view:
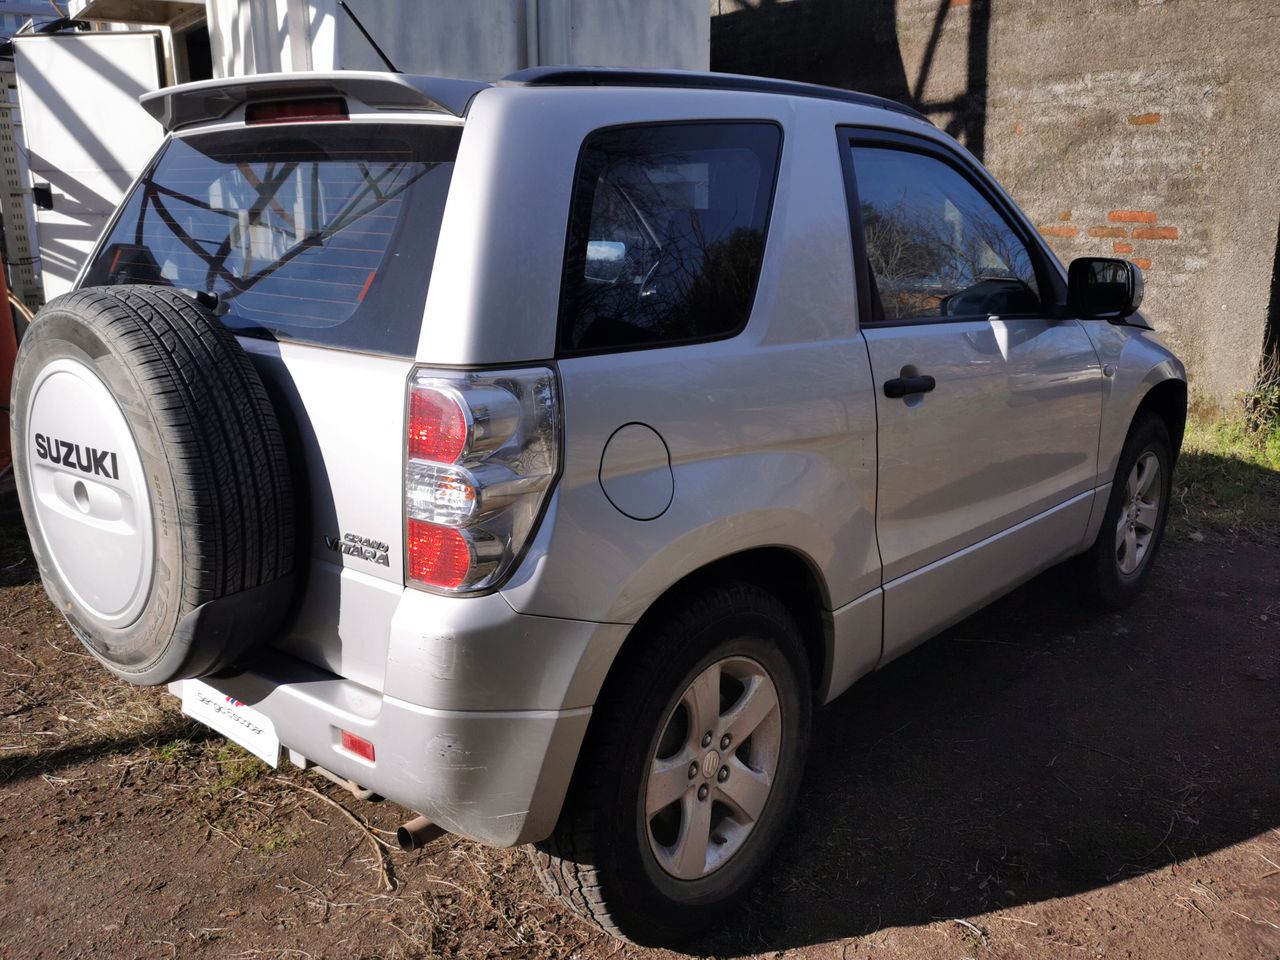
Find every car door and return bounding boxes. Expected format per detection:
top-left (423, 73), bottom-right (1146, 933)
top-left (838, 129), bottom-right (1104, 662)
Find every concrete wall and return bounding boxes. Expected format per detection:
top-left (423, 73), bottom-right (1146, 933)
top-left (712, 0), bottom-right (1280, 399)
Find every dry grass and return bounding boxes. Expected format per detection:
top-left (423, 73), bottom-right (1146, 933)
top-left (1172, 392), bottom-right (1280, 541)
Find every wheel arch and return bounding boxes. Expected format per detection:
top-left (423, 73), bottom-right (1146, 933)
top-left (1133, 376), bottom-right (1188, 458)
top-left (600, 545), bottom-right (834, 708)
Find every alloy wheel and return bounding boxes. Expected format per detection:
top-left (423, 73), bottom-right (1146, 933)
top-left (1116, 450), bottom-right (1161, 576)
top-left (643, 656), bottom-right (782, 881)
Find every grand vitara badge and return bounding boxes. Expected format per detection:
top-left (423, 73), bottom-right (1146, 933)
top-left (324, 532), bottom-right (391, 566)
top-left (33, 433), bottom-right (120, 480)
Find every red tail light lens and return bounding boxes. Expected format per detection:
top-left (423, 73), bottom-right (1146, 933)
top-left (406, 519), bottom-right (471, 589)
top-left (409, 386), bottom-right (468, 463)
top-left (245, 97), bottom-right (349, 125)
top-left (339, 730), bottom-right (376, 763)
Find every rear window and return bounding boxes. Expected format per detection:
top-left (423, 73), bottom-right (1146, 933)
top-left (558, 122), bottom-right (782, 355)
top-left (82, 123), bottom-right (460, 356)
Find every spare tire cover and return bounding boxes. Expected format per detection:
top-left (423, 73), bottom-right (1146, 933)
top-left (9, 285), bottom-right (296, 685)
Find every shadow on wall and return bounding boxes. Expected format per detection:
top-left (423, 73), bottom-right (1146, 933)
top-left (711, 0), bottom-right (990, 161)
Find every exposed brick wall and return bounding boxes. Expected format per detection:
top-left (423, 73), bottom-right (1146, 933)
top-left (711, 0), bottom-right (1280, 398)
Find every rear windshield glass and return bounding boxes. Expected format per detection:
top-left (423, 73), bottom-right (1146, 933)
top-left (82, 123), bottom-right (460, 356)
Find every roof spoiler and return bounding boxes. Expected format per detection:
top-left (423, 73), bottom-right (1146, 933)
top-left (140, 72), bottom-right (490, 132)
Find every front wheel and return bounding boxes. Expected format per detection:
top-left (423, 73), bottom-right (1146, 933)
top-left (1079, 413), bottom-right (1174, 608)
top-left (533, 583), bottom-right (812, 945)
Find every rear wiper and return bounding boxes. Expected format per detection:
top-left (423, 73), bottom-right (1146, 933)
top-left (179, 288), bottom-right (230, 316)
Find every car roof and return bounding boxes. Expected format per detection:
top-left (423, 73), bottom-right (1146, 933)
top-left (501, 67), bottom-right (930, 124)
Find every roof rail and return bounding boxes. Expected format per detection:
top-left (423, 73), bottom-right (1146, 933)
top-left (502, 66), bottom-right (930, 124)
top-left (141, 71), bottom-right (490, 132)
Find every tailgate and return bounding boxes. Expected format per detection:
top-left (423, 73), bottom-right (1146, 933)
top-left (78, 118), bottom-right (463, 691)
top-left (244, 340), bottom-right (411, 690)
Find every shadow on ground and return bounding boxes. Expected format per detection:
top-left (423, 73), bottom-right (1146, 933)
top-left (695, 534), bottom-right (1278, 954)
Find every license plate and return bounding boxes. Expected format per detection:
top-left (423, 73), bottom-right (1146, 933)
top-left (181, 679), bottom-right (280, 767)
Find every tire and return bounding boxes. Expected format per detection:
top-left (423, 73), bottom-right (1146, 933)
top-left (1078, 412), bottom-right (1173, 609)
top-left (9, 285), bottom-right (296, 685)
top-left (532, 582), bottom-right (812, 945)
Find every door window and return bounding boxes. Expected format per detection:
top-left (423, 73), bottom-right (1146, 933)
top-left (851, 146), bottom-right (1041, 322)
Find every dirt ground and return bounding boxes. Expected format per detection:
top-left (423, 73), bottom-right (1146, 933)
top-left (1, 500), bottom-right (1278, 960)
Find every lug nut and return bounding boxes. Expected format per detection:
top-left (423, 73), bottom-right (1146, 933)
top-left (697, 784), bottom-right (709, 801)
top-left (717, 765), bottom-right (729, 782)
top-left (720, 734), bottom-right (732, 750)
top-left (688, 761), bottom-right (699, 779)
top-left (701, 732), bottom-right (712, 748)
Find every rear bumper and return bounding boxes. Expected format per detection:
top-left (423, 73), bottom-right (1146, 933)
top-left (171, 651), bottom-right (591, 846)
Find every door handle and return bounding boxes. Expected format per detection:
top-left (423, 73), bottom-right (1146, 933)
top-left (883, 375), bottom-right (936, 399)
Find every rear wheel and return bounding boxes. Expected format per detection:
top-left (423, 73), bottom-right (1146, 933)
top-left (10, 285), bottom-right (296, 685)
top-left (1079, 413), bottom-right (1173, 608)
top-left (533, 582), bottom-right (811, 945)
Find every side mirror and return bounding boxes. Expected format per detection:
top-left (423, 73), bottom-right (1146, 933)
top-left (1067, 257), bottom-right (1144, 320)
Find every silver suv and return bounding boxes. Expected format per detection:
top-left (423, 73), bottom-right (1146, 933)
top-left (9, 67), bottom-right (1186, 945)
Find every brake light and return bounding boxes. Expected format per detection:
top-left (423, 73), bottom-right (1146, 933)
top-left (245, 97), bottom-right (349, 125)
top-left (404, 369), bottom-right (558, 593)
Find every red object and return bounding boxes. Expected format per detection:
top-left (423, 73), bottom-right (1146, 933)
top-left (245, 97), bottom-right (349, 125)
top-left (339, 730), bottom-right (376, 763)
top-left (406, 518), bottom-right (471, 589)
top-left (0, 255), bottom-right (16, 476)
top-left (408, 385), bottom-right (468, 463)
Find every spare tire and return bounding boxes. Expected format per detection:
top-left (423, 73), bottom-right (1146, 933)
top-left (9, 285), bottom-right (296, 685)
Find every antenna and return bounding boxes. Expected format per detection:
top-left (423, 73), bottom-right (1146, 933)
top-left (337, 0), bottom-right (401, 74)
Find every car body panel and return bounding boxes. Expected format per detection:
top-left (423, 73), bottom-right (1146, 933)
top-left (1082, 321), bottom-right (1188, 482)
top-left (863, 317), bottom-right (1103, 585)
top-left (882, 488), bottom-right (1096, 660)
top-left (239, 338), bottom-right (412, 693)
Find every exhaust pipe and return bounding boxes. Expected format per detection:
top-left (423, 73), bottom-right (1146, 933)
top-left (397, 814), bottom-right (445, 851)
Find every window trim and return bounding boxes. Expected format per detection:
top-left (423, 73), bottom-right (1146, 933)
top-left (837, 127), bottom-right (1067, 329)
top-left (555, 118), bottom-right (785, 359)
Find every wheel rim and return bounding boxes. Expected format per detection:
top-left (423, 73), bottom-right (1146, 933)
top-left (1116, 450), bottom-right (1161, 576)
top-left (644, 655), bottom-right (782, 881)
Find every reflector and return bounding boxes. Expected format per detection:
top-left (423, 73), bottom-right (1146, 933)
top-left (339, 729), bottom-right (376, 763)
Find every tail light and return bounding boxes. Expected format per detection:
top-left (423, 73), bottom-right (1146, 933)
top-left (403, 368), bottom-right (558, 593)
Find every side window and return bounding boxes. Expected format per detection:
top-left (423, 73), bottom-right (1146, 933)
top-left (851, 145), bottom-right (1042, 322)
top-left (559, 122), bottom-right (782, 354)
